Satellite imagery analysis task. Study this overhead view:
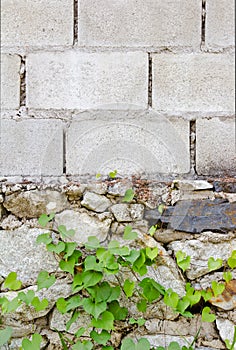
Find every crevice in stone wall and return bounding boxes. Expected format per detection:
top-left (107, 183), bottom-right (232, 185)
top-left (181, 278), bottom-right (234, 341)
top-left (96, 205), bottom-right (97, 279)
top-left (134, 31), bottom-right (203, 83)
top-left (73, 0), bottom-right (78, 45)
top-left (190, 121), bottom-right (197, 174)
top-left (19, 56), bottom-right (26, 106)
top-left (63, 130), bottom-right (67, 174)
top-left (148, 53), bottom-right (152, 108)
top-left (201, 0), bottom-right (206, 48)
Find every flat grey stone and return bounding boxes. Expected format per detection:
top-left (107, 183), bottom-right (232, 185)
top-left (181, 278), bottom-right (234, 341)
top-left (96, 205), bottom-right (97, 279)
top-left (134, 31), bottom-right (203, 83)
top-left (81, 191), bottom-right (111, 212)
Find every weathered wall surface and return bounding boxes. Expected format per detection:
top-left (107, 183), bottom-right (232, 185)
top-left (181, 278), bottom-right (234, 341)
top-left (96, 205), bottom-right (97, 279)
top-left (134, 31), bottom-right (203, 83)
top-left (0, 0), bottom-right (235, 349)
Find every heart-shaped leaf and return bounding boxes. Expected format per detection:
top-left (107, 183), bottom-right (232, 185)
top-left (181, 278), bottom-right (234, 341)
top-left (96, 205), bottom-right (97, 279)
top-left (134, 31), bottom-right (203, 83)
top-left (202, 306), bottom-right (216, 322)
top-left (122, 189), bottom-right (135, 202)
top-left (211, 281), bottom-right (225, 297)
top-left (3, 272), bottom-right (22, 291)
top-left (58, 225), bottom-right (75, 240)
top-left (201, 290), bottom-right (213, 302)
top-left (36, 233), bottom-right (52, 245)
top-left (208, 257), bottom-right (222, 272)
top-left (85, 236), bottom-right (101, 250)
top-left (59, 257), bottom-right (76, 275)
top-left (21, 334), bottom-right (42, 350)
top-left (0, 327), bottom-right (12, 346)
top-left (123, 279), bottom-right (135, 297)
top-left (83, 298), bottom-right (107, 319)
top-left (37, 271), bottom-right (56, 290)
top-left (123, 225), bottom-right (138, 240)
top-left (31, 297), bottom-right (48, 311)
top-left (109, 170), bottom-right (117, 179)
top-left (18, 290), bottom-right (35, 305)
top-left (38, 213), bottom-right (55, 227)
top-left (47, 241), bottom-right (66, 254)
top-left (91, 311), bottom-right (114, 330)
top-left (90, 330), bottom-right (111, 345)
top-left (146, 247), bottom-right (158, 260)
top-left (223, 271), bottom-right (232, 283)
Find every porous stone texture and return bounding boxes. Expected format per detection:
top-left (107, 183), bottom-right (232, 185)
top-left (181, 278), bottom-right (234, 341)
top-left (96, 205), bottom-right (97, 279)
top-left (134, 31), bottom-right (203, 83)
top-left (26, 51), bottom-right (148, 109)
top-left (169, 236), bottom-right (236, 279)
top-left (50, 309), bottom-right (91, 336)
top-left (4, 190), bottom-right (69, 218)
top-left (0, 0), bottom-right (73, 47)
top-left (0, 226), bottom-right (58, 286)
top-left (66, 111), bottom-right (190, 176)
top-left (0, 119), bottom-right (63, 176)
top-left (0, 54), bottom-right (20, 109)
top-left (54, 209), bottom-right (112, 244)
top-left (216, 318), bottom-right (235, 345)
top-left (196, 118), bottom-right (236, 176)
top-left (152, 54), bottom-right (235, 113)
top-left (78, 0), bottom-right (201, 48)
top-left (81, 191), bottom-right (111, 212)
top-left (206, 0), bottom-right (235, 49)
top-left (110, 204), bottom-right (144, 222)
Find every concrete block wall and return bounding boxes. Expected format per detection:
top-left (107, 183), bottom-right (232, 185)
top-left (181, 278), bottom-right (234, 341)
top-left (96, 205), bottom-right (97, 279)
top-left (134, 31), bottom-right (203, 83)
top-left (0, 0), bottom-right (235, 178)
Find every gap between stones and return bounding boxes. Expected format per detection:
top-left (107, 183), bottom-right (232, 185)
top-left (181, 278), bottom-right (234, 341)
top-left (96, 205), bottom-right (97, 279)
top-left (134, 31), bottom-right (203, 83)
top-left (148, 53), bottom-right (152, 107)
top-left (201, 0), bottom-right (206, 49)
top-left (19, 55), bottom-right (26, 107)
top-left (73, 0), bottom-right (78, 45)
top-left (190, 120), bottom-right (197, 174)
top-left (63, 130), bottom-right (67, 174)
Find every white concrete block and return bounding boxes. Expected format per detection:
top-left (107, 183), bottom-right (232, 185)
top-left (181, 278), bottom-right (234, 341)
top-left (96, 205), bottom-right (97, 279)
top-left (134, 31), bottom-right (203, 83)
top-left (152, 53), bottom-right (235, 113)
top-left (1, 0), bottom-right (73, 47)
top-left (206, 0), bottom-right (235, 49)
top-left (66, 110), bottom-right (190, 176)
top-left (78, 0), bottom-right (201, 48)
top-left (26, 51), bottom-right (148, 109)
top-left (196, 118), bottom-right (236, 175)
top-left (0, 119), bottom-right (63, 176)
top-left (0, 54), bottom-right (21, 109)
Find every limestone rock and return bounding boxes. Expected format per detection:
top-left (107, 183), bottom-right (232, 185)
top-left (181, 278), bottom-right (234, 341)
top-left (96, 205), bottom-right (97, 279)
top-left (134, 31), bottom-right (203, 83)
top-left (55, 209), bottom-right (111, 244)
top-left (87, 181), bottom-right (107, 195)
top-left (169, 238), bottom-right (236, 279)
top-left (0, 214), bottom-right (22, 230)
top-left (81, 191), bottom-right (111, 212)
top-left (107, 179), bottom-right (133, 196)
top-left (210, 280), bottom-right (236, 311)
top-left (173, 180), bottom-right (213, 191)
top-left (154, 229), bottom-right (191, 244)
top-left (4, 190), bottom-right (69, 218)
top-left (0, 225), bottom-right (58, 286)
top-left (110, 204), bottom-right (144, 222)
top-left (216, 318), bottom-right (235, 346)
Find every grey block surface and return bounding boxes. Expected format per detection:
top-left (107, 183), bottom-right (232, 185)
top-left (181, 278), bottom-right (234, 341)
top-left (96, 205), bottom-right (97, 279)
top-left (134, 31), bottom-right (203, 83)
top-left (78, 0), bottom-right (201, 48)
top-left (1, 0), bottom-right (73, 47)
top-left (152, 53), bottom-right (235, 113)
top-left (27, 51), bottom-right (148, 109)
top-left (0, 119), bottom-right (63, 176)
top-left (0, 54), bottom-right (21, 109)
top-left (196, 118), bottom-right (236, 175)
top-left (66, 110), bottom-right (190, 176)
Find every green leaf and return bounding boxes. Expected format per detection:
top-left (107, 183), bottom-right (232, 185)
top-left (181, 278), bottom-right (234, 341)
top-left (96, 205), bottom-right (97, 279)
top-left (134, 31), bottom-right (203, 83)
top-left (59, 257), bottom-right (76, 275)
top-left (139, 278), bottom-right (165, 302)
top-left (158, 204), bottom-right (165, 214)
top-left (85, 236), bottom-right (101, 250)
top-left (202, 306), bottom-right (216, 322)
top-left (121, 338), bottom-right (150, 350)
top-left (123, 225), bottom-right (138, 240)
top-left (123, 279), bottom-right (135, 297)
top-left (66, 295), bottom-right (82, 312)
top-left (228, 251), bottom-right (236, 268)
top-left (64, 242), bottom-right (77, 259)
top-left (58, 225), bottom-right (75, 240)
top-left (129, 317), bottom-right (146, 326)
top-left (56, 297), bottom-right (67, 314)
top-left (72, 340), bottom-right (93, 350)
top-left (21, 334), bottom-right (42, 350)
top-left (82, 271), bottom-right (103, 288)
top-left (91, 311), bottom-right (114, 330)
top-left (185, 289), bottom-right (201, 307)
top-left (108, 241), bottom-right (130, 256)
top-left (208, 257), bottom-right (223, 272)
top-left (3, 272), bottom-right (22, 291)
top-left (146, 247), bottom-right (158, 260)
top-left (47, 241), bottom-right (66, 254)
top-left (121, 338), bottom-right (135, 350)
top-left (90, 330), bottom-right (111, 345)
top-left (168, 342), bottom-right (181, 350)
top-left (83, 298), bottom-right (107, 319)
top-left (223, 271), bottom-right (232, 283)
top-left (31, 297), bottom-right (48, 311)
top-left (211, 281), bottom-right (225, 297)
top-left (96, 173), bottom-right (101, 179)
top-left (201, 290), bottom-right (213, 302)
top-left (137, 299), bottom-right (147, 312)
top-left (18, 290), bottom-right (35, 305)
top-left (125, 250), bottom-right (140, 264)
top-left (75, 327), bottom-right (86, 338)
top-left (148, 225), bottom-right (157, 236)
top-left (108, 300), bottom-right (128, 321)
top-left (109, 170), bottom-right (117, 179)
top-left (0, 327), bottom-right (12, 346)
top-left (84, 256), bottom-right (103, 272)
top-left (176, 251), bottom-right (191, 272)
top-left (38, 213), bottom-right (55, 227)
top-left (37, 271), bottom-right (56, 290)
top-left (177, 299), bottom-right (190, 315)
top-left (164, 290), bottom-right (179, 309)
top-left (66, 311), bottom-right (80, 331)
top-left (1, 296), bottom-right (21, 314)
top-left (36, 233), bottom-right (52, 245)
top-left (122, 189), bottom-right (135, 202)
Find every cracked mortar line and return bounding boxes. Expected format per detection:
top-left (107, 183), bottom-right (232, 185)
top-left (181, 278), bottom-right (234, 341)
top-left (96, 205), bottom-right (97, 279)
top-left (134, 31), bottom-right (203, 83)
top-left (148, 53), bottom-right (152, 108)
top-left (73, 0), bottom-right (78, 45)
top-left (201, 0), bottom-right (206, 50)
top-left (190, 120), bottom-right (197, 175)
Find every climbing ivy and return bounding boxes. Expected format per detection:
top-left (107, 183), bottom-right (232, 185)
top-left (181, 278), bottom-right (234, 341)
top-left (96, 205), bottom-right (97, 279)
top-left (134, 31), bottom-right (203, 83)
top-left (0, 193), bottom-right (235, 349)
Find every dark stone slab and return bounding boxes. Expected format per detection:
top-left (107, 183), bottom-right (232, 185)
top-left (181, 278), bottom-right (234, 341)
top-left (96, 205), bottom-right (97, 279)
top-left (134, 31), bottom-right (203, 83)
top-left (145, 199), bottom-right (236, 233)
top-left (213, 180), bottom-right (236, 193)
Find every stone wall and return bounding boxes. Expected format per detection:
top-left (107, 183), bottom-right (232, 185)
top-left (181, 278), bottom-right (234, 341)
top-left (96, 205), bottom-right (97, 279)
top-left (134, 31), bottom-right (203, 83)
top-left (0, 0), bottom-right (235, 349)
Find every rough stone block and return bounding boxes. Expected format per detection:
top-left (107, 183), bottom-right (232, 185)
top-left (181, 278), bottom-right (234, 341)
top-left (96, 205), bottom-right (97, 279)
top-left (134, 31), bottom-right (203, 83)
top-left (0, 54), bottom-right (21, 109)
top-left (0, 119), bottom-right (63, 176)
top-left (152, 54), bottom-right (235, 113)
top-left (1, 0), bottom-right (73, 47)
top-left (206, 0), bottom-right (235, 49)
top-left (26, 51), bottom-right (148, 109)
top-left (78, 0), bottom-right (201, 48)
top-left (66, 110), bottom-right (190, 176)
top-left (196, 118), bottom-right (236, 175)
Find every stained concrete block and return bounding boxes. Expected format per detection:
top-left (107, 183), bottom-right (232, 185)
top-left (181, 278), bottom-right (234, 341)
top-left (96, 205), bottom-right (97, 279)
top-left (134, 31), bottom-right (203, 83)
top-left (26, 51), bottom-right (148, 109)
top-left (206, 0), bottom-right (235, 49)
top-left (0, 119), bottom-right (63, 176)
top-left (1, 0), bottom-right (73, 47)
top-left (152, 53), bottom-right (235, 113)
top-left (196, 118), bottom-right (236, 175)
top-left (66, 110), bottom-right (190, 176)
top-left (78, 0), bottom-right (201, 48)
top-left (0, 54), bottom-right (21, 109)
